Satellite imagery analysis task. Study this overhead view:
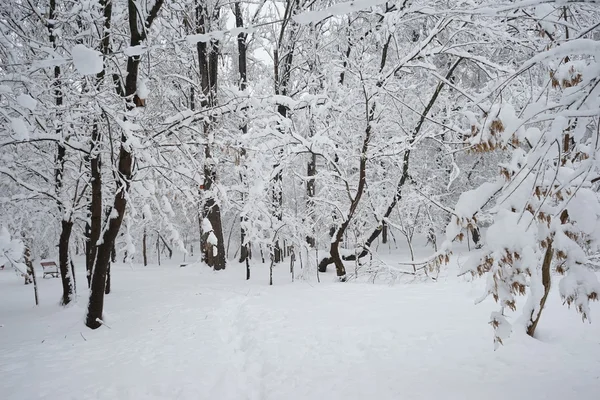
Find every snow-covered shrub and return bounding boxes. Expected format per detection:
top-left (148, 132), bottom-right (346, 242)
top-left (0, 226), bottom-right (25, 273)
top-left (441, 1), bottom-right (600, 348)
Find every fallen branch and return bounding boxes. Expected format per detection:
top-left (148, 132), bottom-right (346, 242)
top-left (95, 318), bottom-right (112, 329)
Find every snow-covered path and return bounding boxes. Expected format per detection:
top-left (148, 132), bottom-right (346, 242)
top-left (1, 260), bottom-right (599, 400)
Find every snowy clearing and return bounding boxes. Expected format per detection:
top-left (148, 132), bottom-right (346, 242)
top-left (3, 1), bottom-right (600, 399)
top-left (1, 250), bottom-right (599, 400)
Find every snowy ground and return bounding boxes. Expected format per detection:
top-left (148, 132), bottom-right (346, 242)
top-left (1, 246), bottom-right (600, 400)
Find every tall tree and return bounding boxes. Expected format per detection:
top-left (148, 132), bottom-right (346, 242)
top-left (195, 0), bottom-right (226, 270)
top-left (86, 0), bottom-right (165, 329)
top-left (234, 1), bottom-right (250, 277)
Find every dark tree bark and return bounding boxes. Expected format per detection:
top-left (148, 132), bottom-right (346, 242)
top-left (86, 0), bottom-right (115, 288)
top-left (105, 262), bottom-right (111, 295)
top-left (235, 1), bottom-right (250, 266)
top-left (329, 120), bottom-right (373, 280)
top-left (84, 222), bottom-right (90, 265)
top-left (47, 0), bottom-right (74, 305)
top-left (269, 257), bottom-right (274, 286)
top-left (527, 162), bottom-right (569, 337)
top-left (196, 1), bottom-right (226, 270)
top-left (382, 222), bottom-right (388, 244)
top-left (70, 259), bottom-right (76, 293)
top-left (86, 0), bottom-right (164, 330)
top-left (87, 205), bottom-right (125, 328)
top-left (142, 228), bottom-right (148, 266)
top-left (158, 234), bottom-right (173, 259)
top-left (86, 122), bottom-right (102, 288)
top-left (306, 152), bottom-right (317, 247)
top-left (157, 235), bottom-right (161, 266)
top-left (527, 242), bottom-right (553, 337)
top-left (339, 22), bottom-right (352, 86)
top-left (246, 255), bottom-right (250, 281)
top-left (471, 226), bottom-right (481, 246)
top-left (319, 12), bottom-right (399, 274)
top-left (322, 22), bottom-right (395, 277)
top-left (58, 220), bottom-right (74, 305)
top-left (305, 21), bottom-right (320, 248)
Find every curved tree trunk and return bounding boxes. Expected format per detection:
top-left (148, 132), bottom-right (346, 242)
top-left (329, 120), bottom-right (372, 280)
top-left (527, 242), bottom-right (553, 337)
top-left (319, 58), bottom-right (464, 270)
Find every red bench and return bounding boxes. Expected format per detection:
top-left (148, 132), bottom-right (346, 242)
top-left (41, 261), bottom-right (59, 278)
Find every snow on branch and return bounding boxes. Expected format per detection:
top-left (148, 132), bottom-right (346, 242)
top-left (294, 0), bottom-right (390, 24)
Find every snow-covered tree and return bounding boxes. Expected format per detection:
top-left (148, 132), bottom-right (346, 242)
top-left (440, 0), bottom-right (600, 347)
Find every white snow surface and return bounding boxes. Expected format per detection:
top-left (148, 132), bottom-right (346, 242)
top-left (294, 0), bottom-right (389, 24)
top-left (10, 118), bottom-right (29, 141)
top-left (16, 94), bottom-right (37, 111)
top-left (71, 44), bottom-right (103, 75)
top-left (137, 78), bottom-right (149, 100)
top-left (124, 45), bottom-right (148, 57)
top-left (1, 247), bottom-right (599, 400)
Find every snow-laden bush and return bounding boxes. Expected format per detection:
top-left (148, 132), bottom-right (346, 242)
top-left (0, 226), bottom-right (25, 273)
top-left (440, 1), bottom-right (600, 348)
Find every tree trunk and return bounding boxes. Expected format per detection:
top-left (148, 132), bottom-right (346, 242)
top-left (271, 82), bottom-right (286, 263)
top-left (382, 222), bottom-right (388, 244)
top-left (269, 256), bottom-right (274, 286)
top-left (305, 19), bottom-right (321, 247)
top-left (240, 231), bottom-right (249, 264)
top-left (273, 236), bottom-right (283, 263)
top-left (527, 242), bottom-right (553, 337)
top-left (24, 246), bottom-right (39, 306)
top-left (158, 234), bottom-right (173, 259)
top-left (196, 1), bottom-right (226, 270)
top-left (330, 240), bottom-right (347, 279)
top-left (306, 152), bottom-right (317, 247)
top-left (471, 225), bottom-right (481, 247)
top-left (271, 1), bottom-right (300, 263)
top-left (70, 259), bottom-right (76, 294)
top-left (87, 122), bottom-right (102, 288)
top-left (201, 202), bottom-right (226, 270)
top-left (157, 235), bottom-right (161, 266)
top-left (105, 261), bottom-right (111, 295)
top-left (327, 89), bottom-right (376, 280)
top-left (235, 1), bottom-right (250, 266)
top-left (142, 228), bottom-right (148, 266)
top-left (86, 141), bottom-right (131, 329)
top-left (84, 221), bottom-right (90, 275)
top-left (86, 0), bottom-right (164, 330)
top-left (86, 0), bottom-right (120, 290)
top-left (49, 0), bottom-right (74, 304)
top-left (58, 219), bottom-right (74, 305)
